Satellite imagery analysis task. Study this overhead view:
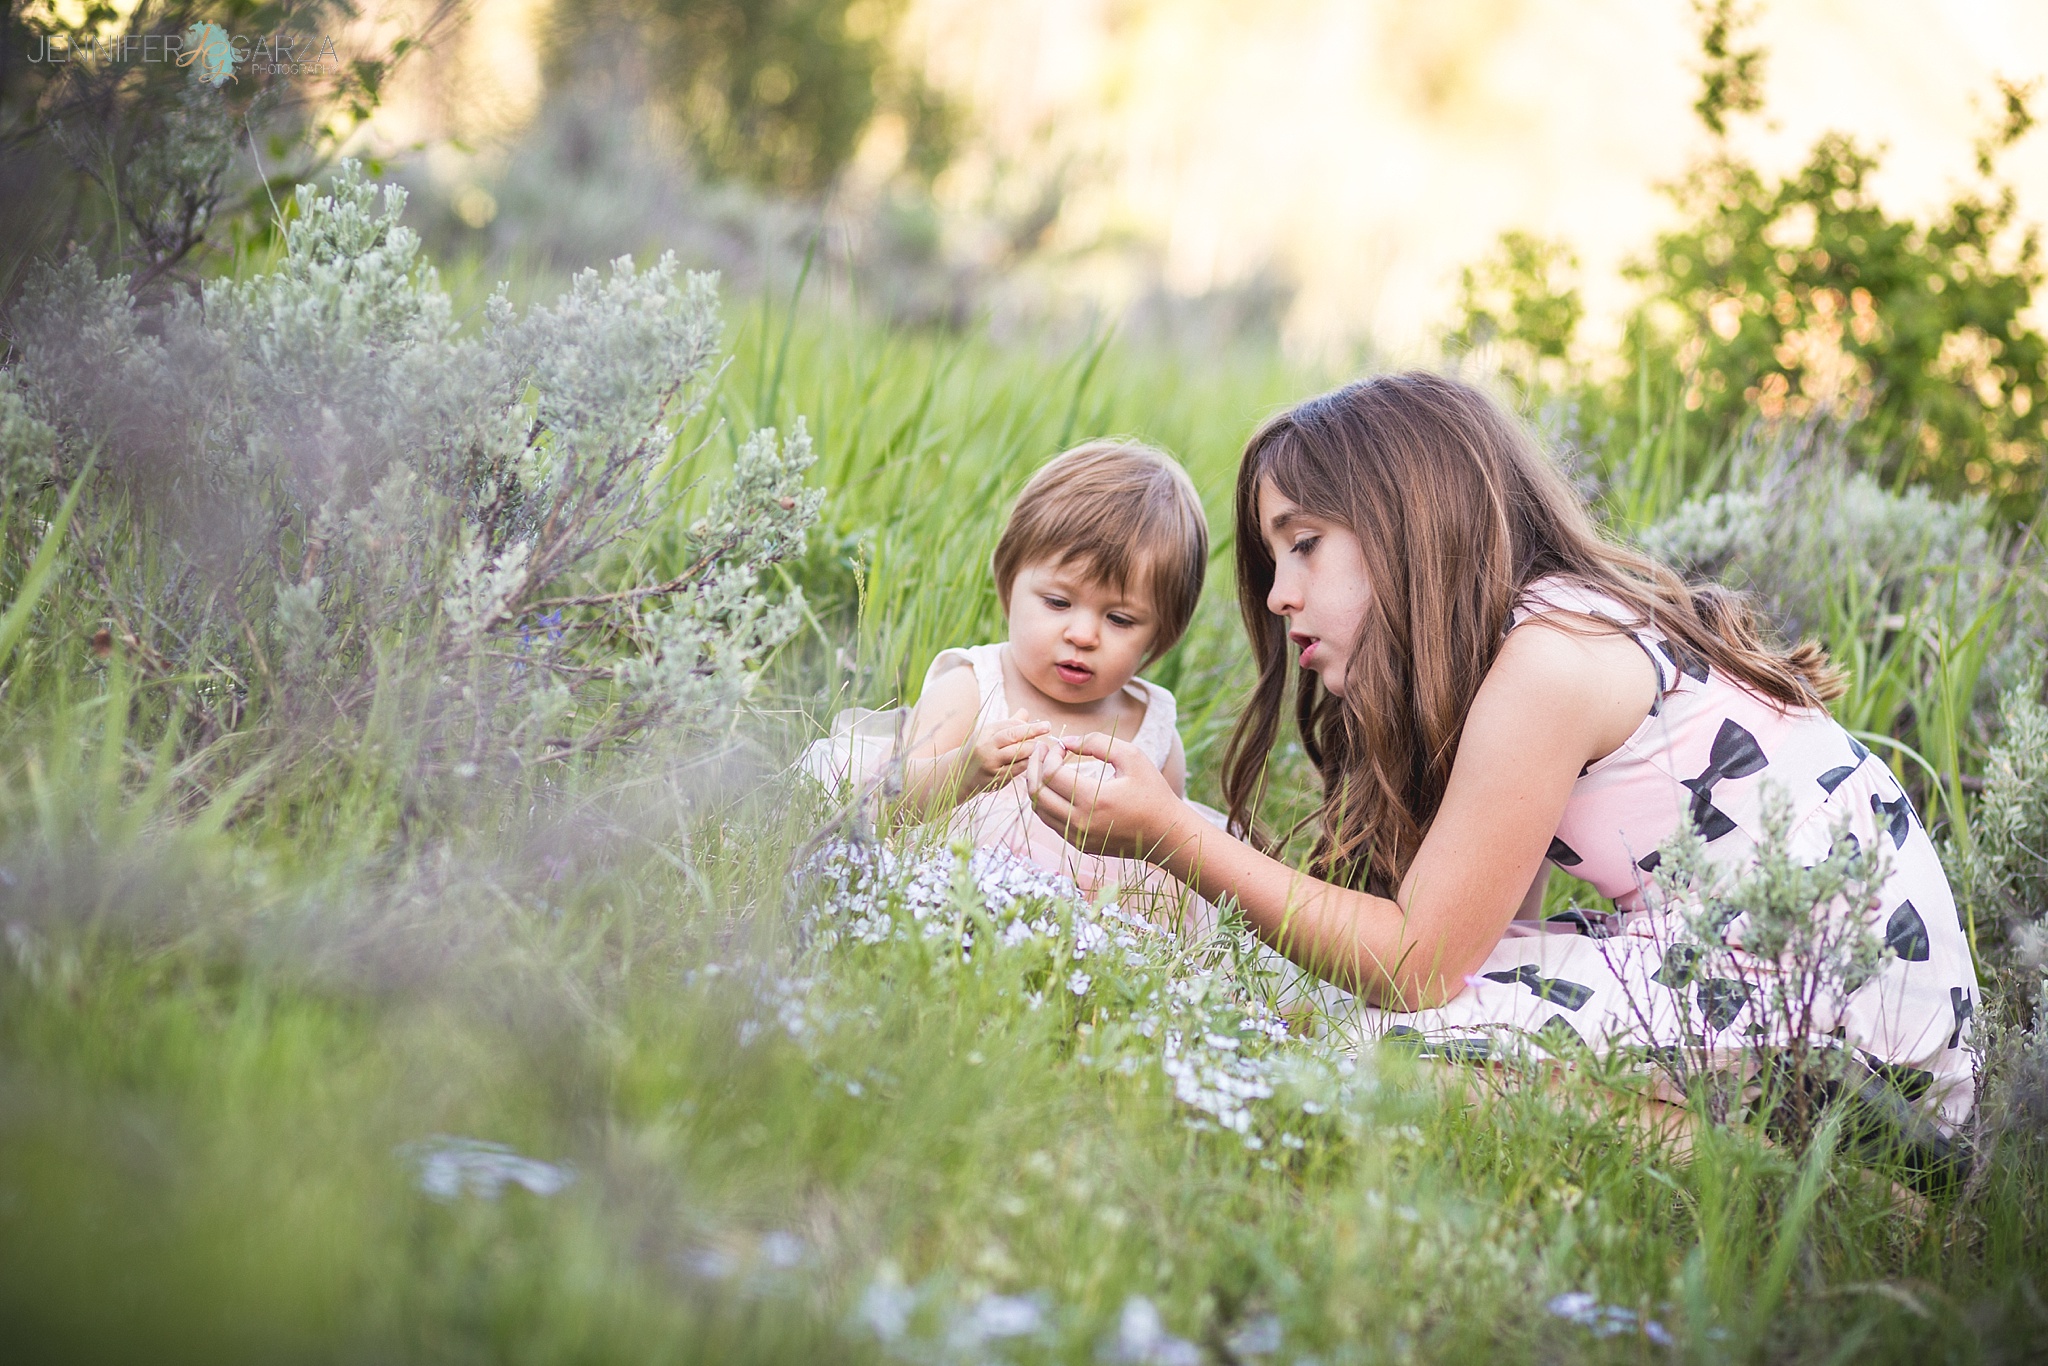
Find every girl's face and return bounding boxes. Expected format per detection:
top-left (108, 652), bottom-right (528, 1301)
top-left (1006, 559), bottom-right (1160, 706)
top-left (1258, 476), bottom-right (1372, 697)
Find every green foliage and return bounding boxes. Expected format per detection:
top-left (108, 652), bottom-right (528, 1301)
top-left (1453, 4), bottom-right (2048, 521)
top-left (0, 0), bottom-right (443, 306)
top-left (4, 157), bottom-right (2048, 1357)
top-left (1690, 0), bottom-right (1765, 137)
top-left (4, 282), bottom-right (2048, 1357)
top-left (1449, 230), bottom-right (1583, 375)
top-left (1642, 794), bottom-right (1890, 1143)
top-left (547, 0), bottom-right (957, 194)
top-left (1618, 3), bottom-right (2048, 518)
top-left (1636, 424), bottom-right (2028, 823)
top-left (1957, 684), bottom-right (2048, 959)
top-left (1631, 128), bottom-right (2048, 516)
top-left (0, 163), bottom-right (821, 811)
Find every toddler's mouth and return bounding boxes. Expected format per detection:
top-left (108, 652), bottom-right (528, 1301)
top-left (1054, 660), bottom-right (1094, 685)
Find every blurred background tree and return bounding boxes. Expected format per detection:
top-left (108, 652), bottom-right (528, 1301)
top-left (1455, 0), bottom-right (2048, 522)
top-left (0, 0), bottom-right (453, 312)
top-left (542, 0), bottom-right (957, 195)
top-left (1448, 229), bottom-right (1583, 381)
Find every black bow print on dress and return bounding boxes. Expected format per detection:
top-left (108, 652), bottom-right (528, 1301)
top-left (1536, 1014), bottom-right (1586, 1051)
top-left (1817, 763), bottom-right (1858, 794)
top-left (1482, 965), bottom-right (1595, 1011)
top-left (1655, 637), bottom-right (1710, 684)
top-left (1696, 978), bottom-right (1754, 1030)
top-left (1546, 908), bottom-right (1614, 939)
top-left (1872, 790), bottom-right (1914, 850)
top-left (1681, 719), bottom-right (1768, 841)
top-left (1651, 944), bottom-right (1700, 989)
top-left (1884, 901), bottom-right (1930, 961)
top-left (1818, 735), bottom-right (1871, 794)
top-left (1546, 837), bottom-right (1582, 867)
top-left (1949, 986), bottom-right (1974, 1050)
top-left (1859, 1051), bottom-right (1935, 1102)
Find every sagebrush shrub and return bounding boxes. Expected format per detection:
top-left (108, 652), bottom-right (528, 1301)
top-left (1638, 425), bottom-right (1997, 644)
top-left (1957, 684), bottom-right (2048, 968)
top-left (1630, 789), bottom-right (1889, 1138)
top-left (0, 161), bottom-right (823, 779)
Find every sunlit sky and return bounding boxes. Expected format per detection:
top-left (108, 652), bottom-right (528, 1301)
top-left (374, 0), bottom-right (2048, 357)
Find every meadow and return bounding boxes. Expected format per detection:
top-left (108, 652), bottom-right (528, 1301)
top-left (3, 175), bottom-right (2047, 1365)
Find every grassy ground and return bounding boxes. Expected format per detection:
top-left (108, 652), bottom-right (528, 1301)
top-left (3, 282), bottom-right (2046, 1363)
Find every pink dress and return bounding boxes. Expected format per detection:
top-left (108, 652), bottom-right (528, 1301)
top-left (1357, 576), bottom-right (1981, 1126)
top-left (804, 643), bottom-right (1215, 930)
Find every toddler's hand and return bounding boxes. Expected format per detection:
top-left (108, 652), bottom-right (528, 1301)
top-left (964, 708), bottom-right (1052, 792)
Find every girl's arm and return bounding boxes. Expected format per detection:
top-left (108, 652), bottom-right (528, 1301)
top-left (892, 664), bottom-right (1051, 822)
top-left (1030, 623), bottom-right (1655, 1009)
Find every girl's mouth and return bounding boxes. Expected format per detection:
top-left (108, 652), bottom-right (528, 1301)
top-left (1290, 632), bottom-right (1320, 668)
top-left (1054, 661), bottom-right (1093, 686)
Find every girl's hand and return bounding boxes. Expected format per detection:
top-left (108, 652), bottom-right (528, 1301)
top-left (1028, 732), bottom-right (1185, 860)
top-left (962, 708), bottom-right (1052, 792)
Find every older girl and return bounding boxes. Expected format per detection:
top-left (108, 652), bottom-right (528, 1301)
top-left (1030, 373), bottom-right (1979, 1128)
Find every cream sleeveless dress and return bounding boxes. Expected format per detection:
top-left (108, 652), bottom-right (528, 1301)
top-left (804, 643), bottom-right (1216, 929)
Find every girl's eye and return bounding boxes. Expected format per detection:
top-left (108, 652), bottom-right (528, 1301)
top-left (1291, 535), bottom-right (1321, 557)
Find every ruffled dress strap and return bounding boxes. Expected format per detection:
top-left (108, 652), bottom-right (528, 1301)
top-left (800, 642), bottom-right (1005, 790)
top-left (1128, 677), bottom-right (1179, 769)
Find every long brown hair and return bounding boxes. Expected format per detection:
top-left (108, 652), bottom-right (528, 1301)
top-left (1220, 372), bottom-right (1843, 896)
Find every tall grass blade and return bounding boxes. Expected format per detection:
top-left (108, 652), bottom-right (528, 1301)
top-left (0, 457), bottom-right (92, 677)
top-left (1749, 1107), bottom-right (1845, 1342)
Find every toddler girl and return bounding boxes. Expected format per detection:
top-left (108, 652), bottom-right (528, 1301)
top-left (807, 440), bottom-right (1217, 923)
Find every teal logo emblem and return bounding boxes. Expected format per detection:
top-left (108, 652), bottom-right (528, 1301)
top-left (179, 22), bottom-right (240, 87)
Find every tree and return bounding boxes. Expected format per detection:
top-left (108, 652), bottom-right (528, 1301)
top-left (0, 0), bottom-right (451, 312)
top-left (1627, 3), bottom-right (2048, 518)
top-left (545, 0), bottom-right (957, 195)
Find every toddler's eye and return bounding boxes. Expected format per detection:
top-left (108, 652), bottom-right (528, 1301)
top-left (1042, 596), bottom-right (1069, 610)
top-left (1107, 613), bottom-right (1138, 629)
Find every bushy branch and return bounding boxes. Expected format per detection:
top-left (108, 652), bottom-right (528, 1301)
top-left (1632, 787), bottom-right (1889, 1138)
top-left (1957, 684), bottom-right (2048, 968)
top-left (1, 160), bottom-right (821, 787)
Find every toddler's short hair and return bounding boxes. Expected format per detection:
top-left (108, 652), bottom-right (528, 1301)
top-left (991, 440), bottom-right (1209, 663)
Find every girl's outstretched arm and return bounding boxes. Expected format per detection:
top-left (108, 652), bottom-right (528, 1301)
top-left (1030, 623), bottom-right (1655, 1009)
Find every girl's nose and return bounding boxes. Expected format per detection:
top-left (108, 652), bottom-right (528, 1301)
top-left (1267, 570), bottom-right (1301, 619)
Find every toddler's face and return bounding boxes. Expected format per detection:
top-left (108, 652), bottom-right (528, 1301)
top-left (1005, 559), bottom-right (1160, 707)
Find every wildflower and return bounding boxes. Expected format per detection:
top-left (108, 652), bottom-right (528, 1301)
top-left (1225, 1314), bottom-right (1285, 1358)
top-left (1104, 1296), bottom-right (1201, 1366)
top-left (758, 1231), bottom-right (805, 1269)
top-left (948, 1292), bottom-right (1047, 1349)
top-left (1545, 1291), bottom-right (1673, 1345)
top-left (858, 1270), bottom-right (917, 1341)
top-left (397, 1136), bottom-right (576, 1201)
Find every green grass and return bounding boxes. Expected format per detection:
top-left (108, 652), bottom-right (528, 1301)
top-left (3, 287), bottom-right (2046, 1362)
